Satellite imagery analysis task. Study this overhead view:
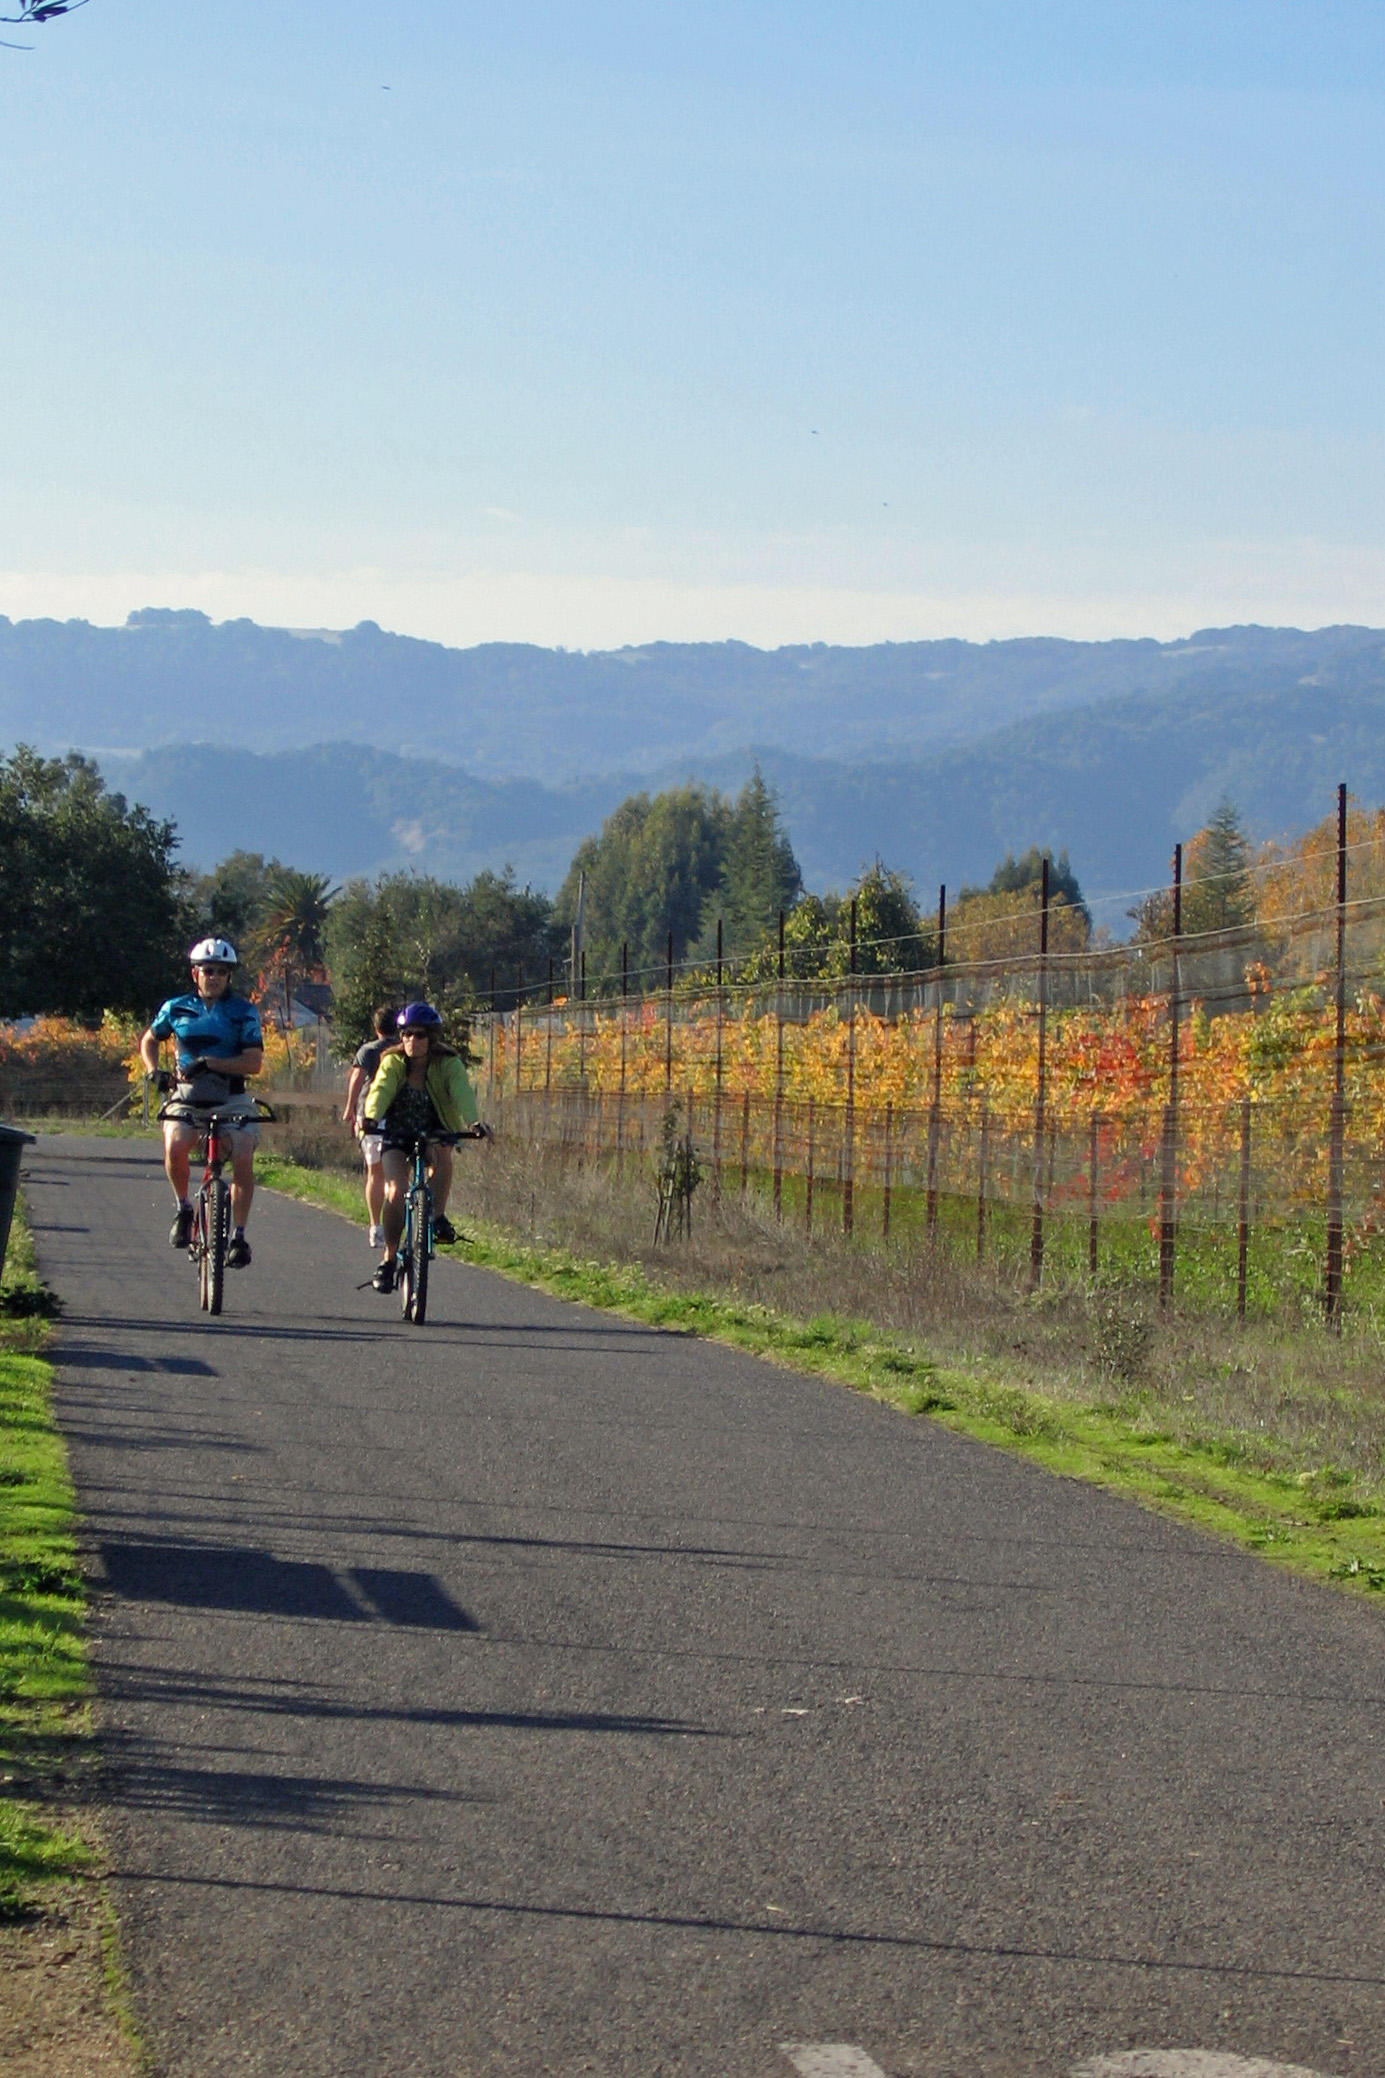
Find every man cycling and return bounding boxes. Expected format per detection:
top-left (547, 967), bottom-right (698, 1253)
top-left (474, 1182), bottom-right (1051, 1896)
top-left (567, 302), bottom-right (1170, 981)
top-left (342, 1004), bottom-right (397, 1248)
top-left (362, 1002), bottom-right (480, 1293)
top-left (139, 938), bottom-right (265, 1267)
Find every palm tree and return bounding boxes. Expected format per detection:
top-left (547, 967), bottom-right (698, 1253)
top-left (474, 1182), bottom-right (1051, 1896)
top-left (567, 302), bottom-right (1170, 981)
top-left (262, 870), bottom-right (339, 1051)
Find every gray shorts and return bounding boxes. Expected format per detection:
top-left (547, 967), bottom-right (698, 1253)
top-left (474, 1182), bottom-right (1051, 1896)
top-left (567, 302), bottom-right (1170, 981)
top-left (164, 1097), bottom-right (260, 1150)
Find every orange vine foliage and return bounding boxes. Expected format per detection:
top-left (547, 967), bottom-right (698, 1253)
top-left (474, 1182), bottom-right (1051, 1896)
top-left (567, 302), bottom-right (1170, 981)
top-left (485, 980), bottom-right (1385, 1213)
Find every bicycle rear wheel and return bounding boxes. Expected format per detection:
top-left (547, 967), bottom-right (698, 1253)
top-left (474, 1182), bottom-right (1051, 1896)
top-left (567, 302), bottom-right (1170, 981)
top-left (199, 1178), bottom-right (229, 1315)
top-left (405, 1183), bottom-right (429, 1324)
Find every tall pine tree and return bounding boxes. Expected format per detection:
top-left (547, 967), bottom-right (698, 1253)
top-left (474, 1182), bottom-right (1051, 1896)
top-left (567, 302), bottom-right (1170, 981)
top-left (701, 769), bottom-right (801, 955)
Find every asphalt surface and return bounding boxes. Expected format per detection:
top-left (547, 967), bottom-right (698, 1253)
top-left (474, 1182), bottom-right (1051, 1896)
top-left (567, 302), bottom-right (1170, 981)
top-left (23, 1135), bottom-right (1385, 2078)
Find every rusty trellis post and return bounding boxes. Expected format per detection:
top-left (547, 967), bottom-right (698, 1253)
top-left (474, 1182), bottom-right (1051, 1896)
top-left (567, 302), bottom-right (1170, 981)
top-left (976, 1103), bottom-right (988, 1261)
top-left (805, 1094), bottom-right (815, 1235)
top-left (618, 941), bottom-right (628, 1174)
top-left (488, 969), bottom-right (497, 1106)
top-left (882, 1099), bottom-right (893, 1240)
top-left (1087, 1110), bottom-right (1100, 1278)
top-left (1237, 1091), bottom-right (1252, 1323)
top-left (773, 909), bottom-right (785, 1218)
top-left (1158, 844), bottom-right (1182, 1308)
top-left (1326, 780), bottom-right (1348, 1329)
top-left (843, 897), bottom-right (857, 1236)
top-left (713, 917), bottom-right (723, 1200)
top-left (740, 1090), bottom-right (750, 1198)
top-left (926, 884), bottom-right (945, 1240)
top-left (579, 950), bottom-right (587, 1088)
top-left (514, 964), bottom-right (523, 1100)
top-left (665, 930), bottom-right (674, 1092)
top-left (545, 958), bottom-right (554, 1098)
top-left (1027, 857), bottom-right (1050, 1290)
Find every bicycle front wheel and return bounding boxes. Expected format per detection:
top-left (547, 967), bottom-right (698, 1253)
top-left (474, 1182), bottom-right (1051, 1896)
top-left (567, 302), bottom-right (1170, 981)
top-left (405, 1185), bottom-right (429, 1324)
top-left (199, 1178), bottom-right (229, 1315)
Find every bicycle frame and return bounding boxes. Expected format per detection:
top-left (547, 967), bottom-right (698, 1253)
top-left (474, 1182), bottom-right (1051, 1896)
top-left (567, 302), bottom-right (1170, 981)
top-left (397, 1134), bottom-right (434, 1324)
top-left (157, 1090), bottom-right (274, 1316)
top-left (192, 1117), bottom-right (233, 1315)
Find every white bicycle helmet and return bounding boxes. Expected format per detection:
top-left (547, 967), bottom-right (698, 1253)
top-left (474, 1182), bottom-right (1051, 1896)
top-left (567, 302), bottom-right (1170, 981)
top-left (189, 937), bottom-right (238, 966)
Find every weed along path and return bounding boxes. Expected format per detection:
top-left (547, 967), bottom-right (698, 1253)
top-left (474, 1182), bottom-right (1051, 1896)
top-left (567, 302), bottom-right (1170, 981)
top-left (22, 1135), bottom-right (1385, 2078)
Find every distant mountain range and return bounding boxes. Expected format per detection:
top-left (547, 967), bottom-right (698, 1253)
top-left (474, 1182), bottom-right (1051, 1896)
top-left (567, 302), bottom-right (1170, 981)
top-left (10, 608), bottom-right (1385, 782)
top-left (10, 609), bottom-right (1385, 909)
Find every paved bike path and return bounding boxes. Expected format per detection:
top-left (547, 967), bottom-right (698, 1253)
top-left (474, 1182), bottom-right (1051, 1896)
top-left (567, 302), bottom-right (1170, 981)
top-left (24, 1136), bottom-right (1385, 2077)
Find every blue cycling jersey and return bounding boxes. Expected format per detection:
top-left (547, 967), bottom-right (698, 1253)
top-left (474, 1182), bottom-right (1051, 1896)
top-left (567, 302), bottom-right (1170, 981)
top-left (150, 993), bottom-right (264, 1074)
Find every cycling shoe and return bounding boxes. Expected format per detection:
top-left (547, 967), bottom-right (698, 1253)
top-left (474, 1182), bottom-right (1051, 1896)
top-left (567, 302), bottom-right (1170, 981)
top-left (372, 1259), bottom-right (396, 1293)
top-left (227, 1235), bottom-right (251, 1269)
top-left (170, 1205), bottom-right (194, 1249)
top-left (432, 1213), bottom-right (457, 1245)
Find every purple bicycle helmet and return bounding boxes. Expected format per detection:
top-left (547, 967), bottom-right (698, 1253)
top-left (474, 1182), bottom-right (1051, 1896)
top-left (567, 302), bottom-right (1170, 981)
top-left (397, 1001), bottom-right (443, 1031)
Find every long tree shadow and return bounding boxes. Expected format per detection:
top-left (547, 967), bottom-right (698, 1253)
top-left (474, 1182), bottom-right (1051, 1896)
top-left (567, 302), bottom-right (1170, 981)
top-left (101, 1659), bottom-right (725, 1741)
top-left (100, 1540), bottom-right (478, 1628)
top-left (59, 1311), bottom-right (682, 1348)
top-left (101, 1753), bottom-right (479, 1832)
top-left (55, 1347), bottom-right (219, 1376)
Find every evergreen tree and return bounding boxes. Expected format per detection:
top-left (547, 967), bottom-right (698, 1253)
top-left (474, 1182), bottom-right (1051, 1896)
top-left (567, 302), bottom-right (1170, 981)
top-left (700, 769), bottom-right (801, 956)
top-left (1129, 800), bottom-right (1253, 943)
top-left (967, 845), bottom-right (1088, 924)
top-left (1184, 798), bottom-right (1254, 935)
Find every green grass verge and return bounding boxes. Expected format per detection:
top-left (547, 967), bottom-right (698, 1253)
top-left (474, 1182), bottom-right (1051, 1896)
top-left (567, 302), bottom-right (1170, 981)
top-left (0, 1198), bottom-right (90, 1920)
top-left (259, 1154), bottom-right (1385, 1604)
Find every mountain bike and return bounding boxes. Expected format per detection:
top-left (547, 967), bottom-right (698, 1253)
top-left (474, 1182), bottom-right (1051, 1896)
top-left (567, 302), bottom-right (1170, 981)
top-left (395, 1123), bottom-right (488, 1326)
top-left (158, 1080), bottom-right (275, 1315)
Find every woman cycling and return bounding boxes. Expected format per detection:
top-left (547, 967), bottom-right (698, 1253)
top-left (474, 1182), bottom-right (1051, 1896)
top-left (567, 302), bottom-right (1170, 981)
top-left (362, 1002), bottom-right (481, 1293)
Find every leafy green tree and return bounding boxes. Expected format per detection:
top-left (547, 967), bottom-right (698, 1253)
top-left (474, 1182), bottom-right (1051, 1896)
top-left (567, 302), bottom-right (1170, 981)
top-left (554, 786), bottom-right (731, 984)
top-left (325, 895), bottom-right (414, 1055)
top-left (453, 867), bottom-right (558, 1000)
top-left (738, 862), bottom-right (934, 982)
top-left (852, 862), bottom-right (932, 974)
top-left (184, 850), bottom-right (286, 969)
top-left (324, 866), bottom-right (555, 1052)
top-left (0, 746), bottom-right (183, 1018)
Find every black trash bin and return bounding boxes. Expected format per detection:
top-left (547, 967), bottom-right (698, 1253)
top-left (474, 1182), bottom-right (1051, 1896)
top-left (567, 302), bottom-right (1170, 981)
top-left (0, 1122), bottom-right (36, 1280)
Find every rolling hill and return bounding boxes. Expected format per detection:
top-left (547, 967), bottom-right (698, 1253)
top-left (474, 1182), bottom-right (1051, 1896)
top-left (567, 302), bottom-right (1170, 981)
top-left (96, 652), bottom-right (1385, 918)
top-left (11, 610), bottom-right (1385, 788)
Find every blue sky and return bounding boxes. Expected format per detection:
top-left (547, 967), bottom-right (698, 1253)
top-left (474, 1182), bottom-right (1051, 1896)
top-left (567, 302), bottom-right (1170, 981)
top-left (2, 1), bottom-right (1383, 646)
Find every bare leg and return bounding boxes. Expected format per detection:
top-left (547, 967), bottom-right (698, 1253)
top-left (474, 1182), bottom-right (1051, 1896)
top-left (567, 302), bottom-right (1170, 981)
top-left (365, 1154), bottom-right (386, 1226)
top-left (428, 1142), bottom-right (454, 1215)
top-left (380, 1150), bottom-right (408, 1259)
top-left (231, 1139), bottom-right (255, 1228)
top-left (163, 1124), bottom-right (194, 1201)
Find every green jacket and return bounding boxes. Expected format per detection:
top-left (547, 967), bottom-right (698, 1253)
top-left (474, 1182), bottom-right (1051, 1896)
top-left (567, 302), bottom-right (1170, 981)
top-left (363, 1050), bottom-right (479, 1136)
